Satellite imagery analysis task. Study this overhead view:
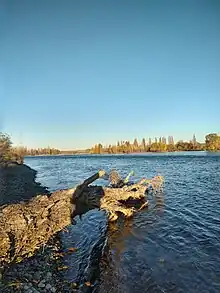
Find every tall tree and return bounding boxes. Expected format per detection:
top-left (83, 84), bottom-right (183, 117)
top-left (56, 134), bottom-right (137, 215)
top-left (162, 137), bottom-right (167, 144)
top-left (192, 134), bottom-right (197, 146)
top-left (133, 138), bottom-right (139, 152)
top-left (141, 138), bottom-right (146, 152)
top-left (168, 136), bottom-right (174, 145)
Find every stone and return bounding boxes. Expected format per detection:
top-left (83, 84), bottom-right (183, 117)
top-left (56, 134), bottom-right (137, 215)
top-left (50, 287), bottom-right (56, 293)
top-left (24, 273), bottom-right (32, 279)
top-left (45, 284), bottom-right (52, 290)
top-left (32, 288), bottom-right (40, 293)
top-left (24, 285), bottom-right (29, 290)
top-left (46, 272), bottom-right (52, 279)
top-left (38, 282), bottom-right (46, 288)
top-left (34, 272), bottom-right (41, 280)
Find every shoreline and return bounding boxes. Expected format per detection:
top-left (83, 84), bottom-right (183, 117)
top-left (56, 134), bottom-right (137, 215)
top-left (23, 150), bottom-right (213, 158)
top-left (0, 162), bottom-right (81, 292)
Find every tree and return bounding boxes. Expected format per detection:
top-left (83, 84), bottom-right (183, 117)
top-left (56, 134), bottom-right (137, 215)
top-left (141, 138), bottom-right (146, 152)
top-left (192, 134), bottom-right (197, 146)
top-left (0, 133), bottom-right (25, 163)
top-left (97, 143), bottom-right (103, 154)
top-left (162, 137), bottom-right (167, 144)
top-left (0, 133), bottom-right (11, 158)
top-left (168, 136), bottom-right (174, 145)
top-left (167, 143), bottom-right (176, 152)
top-left (125, 141), bottom-right (132, 153)
top-left (133, 138), bottom-right (139, 152)
top-left (175, 141), bottom-right (193, 151)
top-left (205, 133), bottom-right (220, 151)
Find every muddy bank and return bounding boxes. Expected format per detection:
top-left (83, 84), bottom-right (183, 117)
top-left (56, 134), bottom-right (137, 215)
top-left (0, 162), bottom-right (162, 292)
top-left (0, 162), bottom-right (72, 292)
top-left (0, 162), bottom-right (49, 206)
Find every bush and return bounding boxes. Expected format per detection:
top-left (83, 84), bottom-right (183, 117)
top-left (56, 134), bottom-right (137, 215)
top-left (0, 132), bottom-right (24, 164)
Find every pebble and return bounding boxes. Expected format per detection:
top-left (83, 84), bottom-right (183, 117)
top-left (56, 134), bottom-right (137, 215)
top-left (46, 272), bottom-right (52, 279)
top-left (34, 272), bottom-right (42, 280)
top-left (45, 284), bottom-right (52, 290)
top-left (38, 282), bottom-right (46, 288)
top-left (50, 287), bottom-right (56, 293)
top-left (32, 288), bottom-right (40, 293)
top-left (24, 272), bottom-right (32, 280)
top-left (24, 285), bottom-right (30, 290)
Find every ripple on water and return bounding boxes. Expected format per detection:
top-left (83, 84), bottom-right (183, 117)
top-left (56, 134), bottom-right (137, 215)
top-left (25, 153), bottom-right (220, 293)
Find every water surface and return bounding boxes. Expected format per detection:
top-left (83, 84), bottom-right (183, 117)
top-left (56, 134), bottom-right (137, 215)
top-left (25, 152), bottom-right (220, 293)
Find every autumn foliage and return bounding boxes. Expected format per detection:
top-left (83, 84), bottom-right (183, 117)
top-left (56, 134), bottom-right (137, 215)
top-left (91, 134), bottom-right (208, 154)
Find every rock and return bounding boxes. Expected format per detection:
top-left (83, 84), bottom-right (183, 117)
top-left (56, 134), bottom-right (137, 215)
top-left (34, 272), bottom-right (42, 280)
top-left (27, 289), bottom-right (33, 293)
top-left (46, 272), bottom-right (52, 279)
top-left (32, 288), bottom-right (40, 293)
top-left (24, 273), bottom-right (32, 280)
top-left (50, 287), bottom-right (56, 293)
top-left (38, 282), bottom-right (46, 288)
top-left (45, 284), bottom-right (52, 290)
top-left (24, 285), bottom-right (30, 290)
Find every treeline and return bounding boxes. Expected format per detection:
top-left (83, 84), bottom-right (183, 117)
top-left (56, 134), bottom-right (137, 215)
top-left (1, 132), bottom-right (220, 164)
top-left (15, 147), bottom-right (61, 156)
top-left (14, 148), bottom-right (90, 156)
top-left (91, 133), bottom-right (220, 154)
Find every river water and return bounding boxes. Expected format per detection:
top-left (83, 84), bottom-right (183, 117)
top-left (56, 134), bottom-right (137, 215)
top-left (25, 152), bottom-right (220, 293)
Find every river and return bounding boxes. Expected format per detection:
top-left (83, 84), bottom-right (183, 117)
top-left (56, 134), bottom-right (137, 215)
top-left (25, 152), bottom-right (220, 293)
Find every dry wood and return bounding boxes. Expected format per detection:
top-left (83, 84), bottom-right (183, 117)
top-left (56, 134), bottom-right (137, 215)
top-left (0, 166), bottom-right (163, 265)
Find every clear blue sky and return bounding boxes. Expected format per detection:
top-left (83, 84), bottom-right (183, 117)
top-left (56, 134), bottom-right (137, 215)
top-left (1, 0), bottom-right (220, 149)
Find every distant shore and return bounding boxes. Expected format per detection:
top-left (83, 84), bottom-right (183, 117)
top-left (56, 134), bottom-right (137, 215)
top-left (24, 150), bottom-right (211, 157)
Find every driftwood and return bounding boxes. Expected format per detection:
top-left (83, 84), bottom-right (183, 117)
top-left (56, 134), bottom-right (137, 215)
top-left (0, 168), bottom-right (163, 265)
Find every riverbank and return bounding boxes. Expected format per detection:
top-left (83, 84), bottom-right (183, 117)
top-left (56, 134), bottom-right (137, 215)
top-left (0, 236), bottom-right (72, 293)
top-left (0, 162), bottom-right (75, 292)
top-left (0, 161), bottom-right (153, 292)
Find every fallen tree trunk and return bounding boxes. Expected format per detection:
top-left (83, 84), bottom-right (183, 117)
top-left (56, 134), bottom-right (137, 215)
top-left (0, 170), bottom-right (107, 265)
top-left (0, 169), bottom-right (163, 265)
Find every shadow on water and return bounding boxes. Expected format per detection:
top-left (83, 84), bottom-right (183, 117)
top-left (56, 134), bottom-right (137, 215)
top-left (59, 191), bottom-right (165, 293)
top-left (94, 193), bottom-right (166, 293)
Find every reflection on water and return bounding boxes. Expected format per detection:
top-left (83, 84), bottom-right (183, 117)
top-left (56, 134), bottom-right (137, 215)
top-left (153, 192), bottom-right (165, 215)
top-left (107, 220), bottom-right (137, 263)
top-left (25, 153), bottom-right (220, 293)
